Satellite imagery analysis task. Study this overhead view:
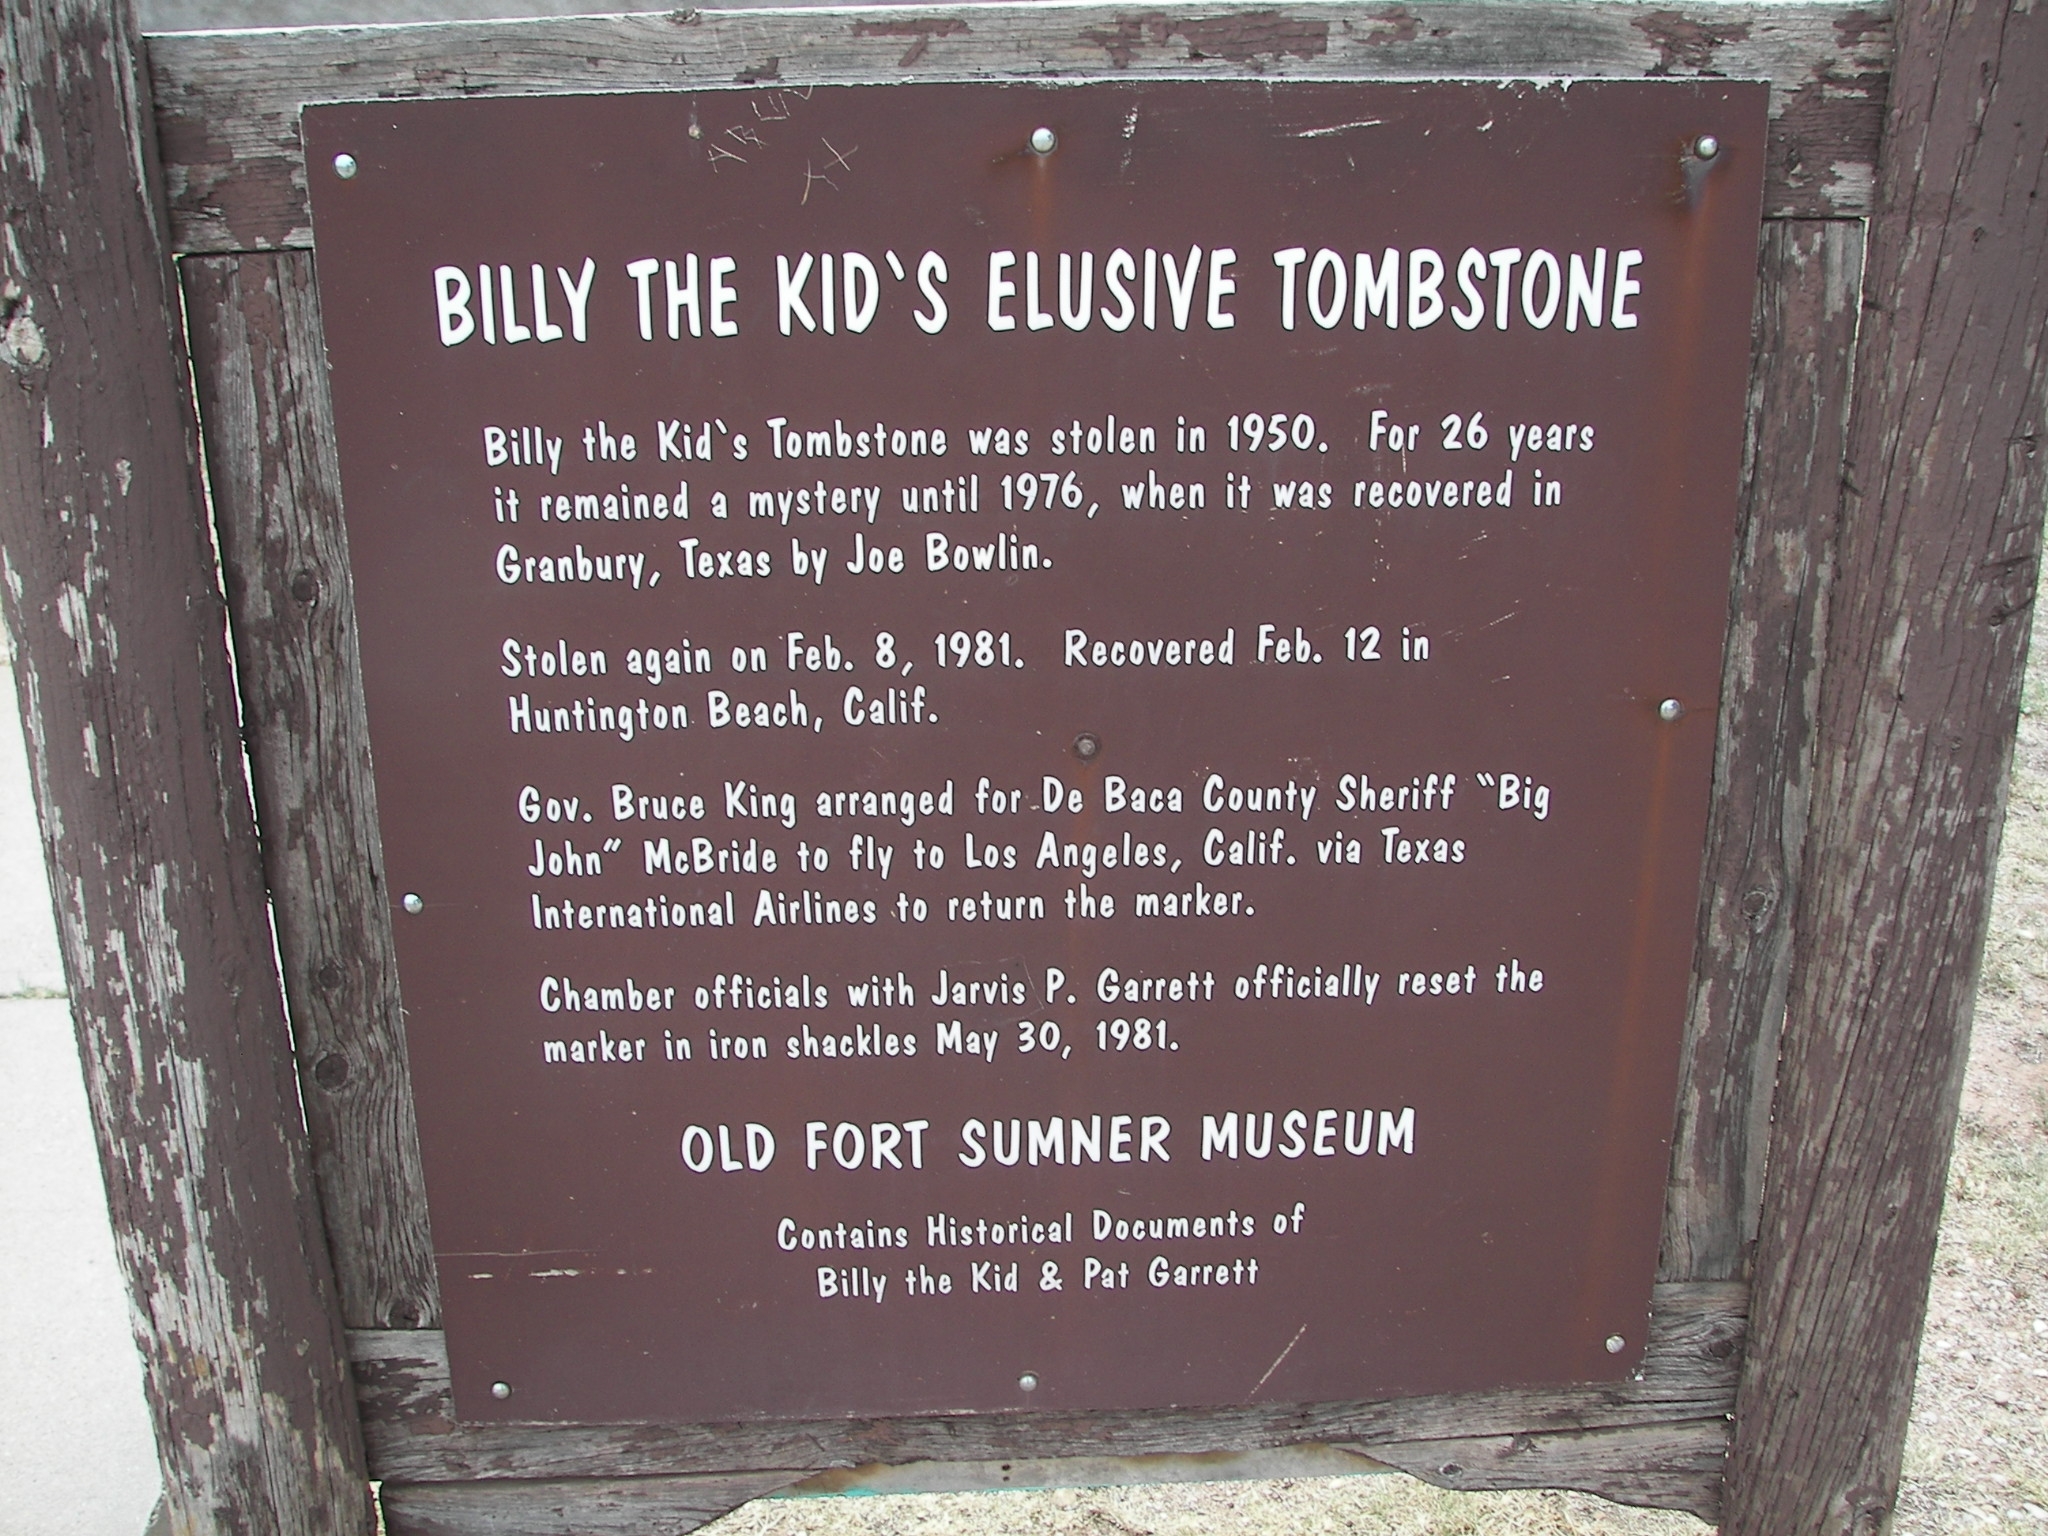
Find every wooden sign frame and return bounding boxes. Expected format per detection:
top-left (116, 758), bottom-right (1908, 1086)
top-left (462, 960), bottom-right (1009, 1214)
top-left (1, 0), bottom-right (2042, 1532)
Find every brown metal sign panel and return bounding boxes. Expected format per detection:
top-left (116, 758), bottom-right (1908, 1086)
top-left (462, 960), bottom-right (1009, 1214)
top-left (303, 79), bottom-right (1765, 1424)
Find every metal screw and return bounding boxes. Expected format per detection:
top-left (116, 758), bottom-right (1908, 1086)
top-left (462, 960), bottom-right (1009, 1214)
top-left (1692, 134), bottom-right (1720, 161)
top-left (1605, 1335), bottom-right (1627, 1354)
top-left (1657, 698), bottom-right (1685, 722)
top-left (1018, 1372), bottom-right (1039, 1391)
top-left (333, 153), bottom-right (359, 179)
top-left (402, 892), bottom-right (425, 914)
top-left (491, 1381), bottom-right (511, 1399)
top-left (1029, 126), bottom-right (1057, 155)
top-left (1073, 732), bottom-right (1101, 761)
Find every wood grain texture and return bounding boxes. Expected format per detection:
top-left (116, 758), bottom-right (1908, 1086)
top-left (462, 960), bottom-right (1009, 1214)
top-left (0, 2), bottom-right (373, 1531)
top-left (1367, 1418), bottom-right (1730, 1521)
top-left (1659, 218), bottom-right (1862, 1284)
top-left (147, 0), bottom-right (1891, 254)
top-left (350, 1282), bottom-right (1740, 1499)
top-left (183, 250), bottom-right (441, 1332)
top-left (378, 1436), bottom-right (1726, 1531)
top-left (1723, 0), bottom-right (2048, 1531)
top-left (380, 1474), bottom-right (809, 1536)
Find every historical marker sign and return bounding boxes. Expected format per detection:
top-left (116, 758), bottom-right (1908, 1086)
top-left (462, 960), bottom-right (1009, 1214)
top-left (304, 79), bottom-right (1765, 1424)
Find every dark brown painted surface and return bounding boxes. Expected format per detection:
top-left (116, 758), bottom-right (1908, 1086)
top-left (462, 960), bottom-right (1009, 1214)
top-left (304, 80), bottom-right (1764, 1424)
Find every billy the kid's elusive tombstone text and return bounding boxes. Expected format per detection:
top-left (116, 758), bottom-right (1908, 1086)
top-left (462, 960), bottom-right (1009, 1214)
top-left (303, 80), bottom-right (1766, 1425)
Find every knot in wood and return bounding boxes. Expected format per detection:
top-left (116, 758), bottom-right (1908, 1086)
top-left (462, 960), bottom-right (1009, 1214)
top-left (1843, 1487), bottom-right (1891, 1535)
top-left (312, 1052), bottom-right (351, 1090)
top-left (290, 569), bottom-right (321, 605)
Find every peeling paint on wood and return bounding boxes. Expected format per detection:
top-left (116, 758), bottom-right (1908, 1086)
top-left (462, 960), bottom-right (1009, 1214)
top-left (182, 250), bottom-right (441, 1333)
top-left (849, 15), bottom-right (971, 67)
top-left (144, 0), bottom-right (1891, 254)
top-left (1660, 219), bottom-right (1863, 1283)
top-left (1724, 0), bottom-right (2048, 1530)
top-left (0, 1), bottom-right (374, 1532)
top-left (1633, 8), bottom-right (1752, 73)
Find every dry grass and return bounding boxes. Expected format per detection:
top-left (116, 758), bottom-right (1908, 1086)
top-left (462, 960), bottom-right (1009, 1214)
top-left (707, 650), bottom-right (2048, 1536)
top-left (713, 1481), bottom-right (1712, 1536)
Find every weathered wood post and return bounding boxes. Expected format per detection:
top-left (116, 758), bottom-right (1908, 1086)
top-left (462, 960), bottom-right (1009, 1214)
top-left (1724, 0), bottom-right (2048, 1530)
top-left (0, 1), bottom-right (374, 1531)
top-left (7, 0), bottom-right (2046, 1530)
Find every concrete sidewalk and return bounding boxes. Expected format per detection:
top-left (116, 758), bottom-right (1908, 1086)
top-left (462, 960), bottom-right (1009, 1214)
top-left (0, 661), bottom-right (162, 1536)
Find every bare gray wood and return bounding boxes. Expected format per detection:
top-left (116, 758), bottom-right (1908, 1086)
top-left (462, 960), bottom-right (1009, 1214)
top-left (1658, 218), bottom-right (1863, 1284)
top-left (381, 1474), bottom-right (808, 1536)
top-left (349, 1282), bottom-right (1739, 1491)
top-left (787, 1444), bottom-right (1405, 1494)
top-left (1723, 0), bottom-right (2048, 1531)
top-left (0, 2), bottom-right (373, 1531)
top-left (183, 250), bottom-right (441, 1331)
top-left (1368, 1419), bottom-right (1730, 1521)
top-left (147, 0), bottom-right (1890, 254)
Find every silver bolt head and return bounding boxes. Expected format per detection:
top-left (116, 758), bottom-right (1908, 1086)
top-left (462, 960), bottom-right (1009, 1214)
top-left (1693, 134), bottom-right (1720, 161)
top-left (1018, 1371), bottom-right (1039, 1391)
top-left (401, 892), bottom-right (425, 914)
top-left (1657, 698), bottom-right (1685, 723)
top-left (1028, 126), bottom-right (1057, 155)
top-left (490, 1381), bottom-right (511, 1399)
top-left (333, 152), bottom-right (359, 179)
top-left (1605, 1335), bottom-right (1627, 1354)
